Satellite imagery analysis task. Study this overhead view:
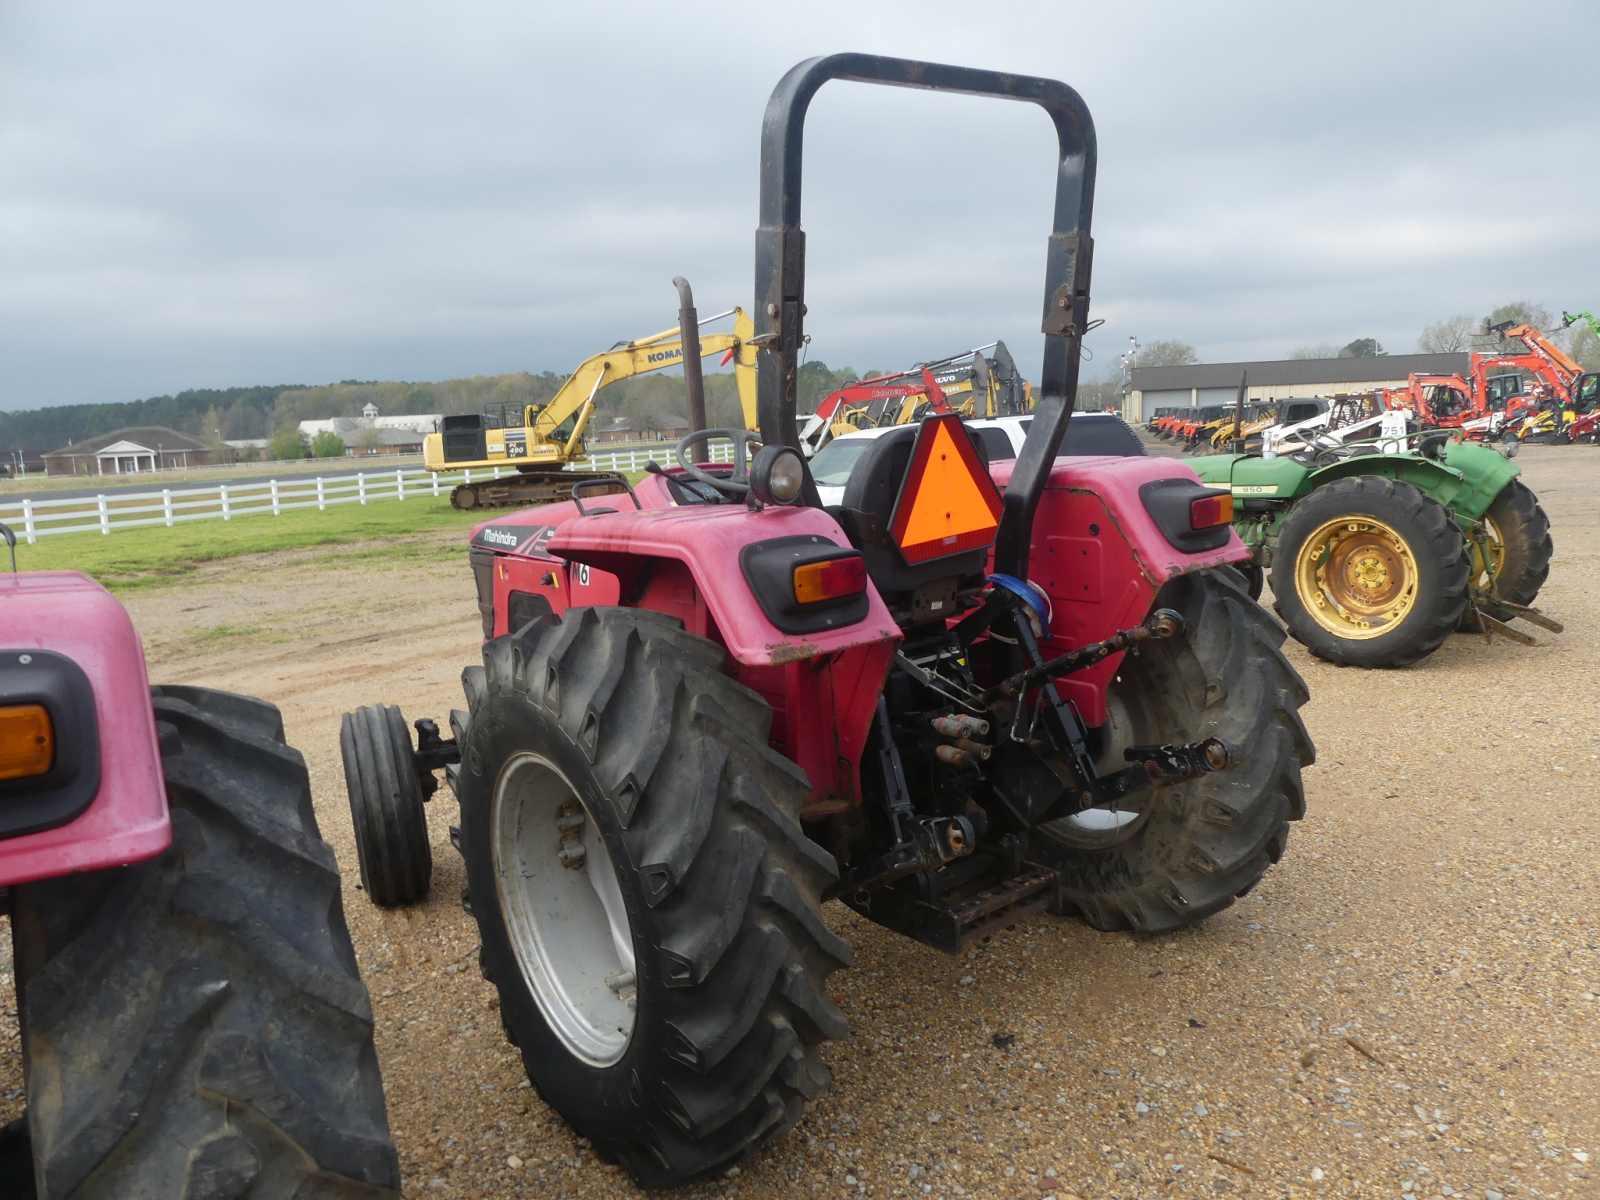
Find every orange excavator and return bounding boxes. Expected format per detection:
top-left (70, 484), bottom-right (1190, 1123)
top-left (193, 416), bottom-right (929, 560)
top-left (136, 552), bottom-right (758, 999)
top-left (796, 367), bottom-right (951, 455)
top-left (1383, 323), bottom-right (1587, 437)
top-left (1487, 321), bottom-right (1586, 416)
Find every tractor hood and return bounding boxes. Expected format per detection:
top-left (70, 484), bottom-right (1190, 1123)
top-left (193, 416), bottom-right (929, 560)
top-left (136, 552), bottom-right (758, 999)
top-left (1186, 439), bottom-right (1518, 521)
top-left (1187, 453), bottom-right (1308, 500)
top-left (469, 498), bottom-right (586, 559)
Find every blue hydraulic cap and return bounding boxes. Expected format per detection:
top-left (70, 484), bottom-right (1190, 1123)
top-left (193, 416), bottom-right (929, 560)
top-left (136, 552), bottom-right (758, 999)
top-left (986, 574), bottom-right (1052, 627)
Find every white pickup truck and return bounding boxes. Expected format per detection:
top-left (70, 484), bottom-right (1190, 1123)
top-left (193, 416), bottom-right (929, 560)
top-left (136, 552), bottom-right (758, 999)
top-left (807, 413), bottom-right (1144, 506)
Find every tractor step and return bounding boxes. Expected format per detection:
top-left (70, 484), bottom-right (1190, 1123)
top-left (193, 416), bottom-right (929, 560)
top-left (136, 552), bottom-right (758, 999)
top-left (847, 862), bottom-right (1060, 954)
top-left (944, 864), bottom-right (1058, 946)
top-left (915, 864), bottom-right (1059, 954)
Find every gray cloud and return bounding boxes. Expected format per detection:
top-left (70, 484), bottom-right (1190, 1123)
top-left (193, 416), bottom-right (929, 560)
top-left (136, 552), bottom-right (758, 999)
top-left (2, 0), bottom-right (1593, 409)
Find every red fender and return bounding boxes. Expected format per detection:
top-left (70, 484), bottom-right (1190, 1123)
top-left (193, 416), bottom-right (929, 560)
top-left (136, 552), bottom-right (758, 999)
top-left (0, 572), bottom-right (170, 887)
top-left (990, 456), bottom-right (1249, 725)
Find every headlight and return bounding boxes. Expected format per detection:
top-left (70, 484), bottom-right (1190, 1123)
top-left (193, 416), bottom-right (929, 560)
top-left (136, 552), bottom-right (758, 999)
top-left (750, 445), bottom-right (807, 505)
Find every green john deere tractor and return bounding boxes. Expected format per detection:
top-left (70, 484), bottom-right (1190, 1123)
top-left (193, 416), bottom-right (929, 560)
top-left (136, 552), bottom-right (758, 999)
top-left (1189, 430), bottom-right (1556, 668)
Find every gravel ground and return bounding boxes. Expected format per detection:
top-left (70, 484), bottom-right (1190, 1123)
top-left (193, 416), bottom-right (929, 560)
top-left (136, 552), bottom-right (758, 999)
top-left (3, 445), bottom-right (1596, 1199)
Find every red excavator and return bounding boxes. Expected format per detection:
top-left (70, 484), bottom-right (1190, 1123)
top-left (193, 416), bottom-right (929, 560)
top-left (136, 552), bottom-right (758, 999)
top-left (796, 366), bottom-right (951, 454)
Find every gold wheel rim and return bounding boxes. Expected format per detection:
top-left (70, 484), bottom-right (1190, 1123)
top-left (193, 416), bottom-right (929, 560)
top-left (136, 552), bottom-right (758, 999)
top-left (1470, 514), bottom-right (1506, 591)
top-left (1294, 516), bottom-right (1419, 640)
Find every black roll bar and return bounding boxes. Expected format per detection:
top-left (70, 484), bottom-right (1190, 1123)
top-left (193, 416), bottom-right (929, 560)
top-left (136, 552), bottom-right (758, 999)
top-left (753, 52), bottom-right (1097, 577)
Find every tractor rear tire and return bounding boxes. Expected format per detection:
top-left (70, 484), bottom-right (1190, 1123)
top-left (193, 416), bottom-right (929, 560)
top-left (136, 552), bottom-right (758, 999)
top-left (340, 703), bottom-right (433, 907)
top-left (1037, 570), bottom-right (1313, 932)
top-left (1477, 479), bottom-right (1553, 608)
top-left (455, 607), bottom-right (849, 1188)
top-left (10, 690), bottom-right (400, 1200)
top-left (1230, 560), bottom-right (1265, 602)
top-left (1271, 477), bottom-right (1469, 668)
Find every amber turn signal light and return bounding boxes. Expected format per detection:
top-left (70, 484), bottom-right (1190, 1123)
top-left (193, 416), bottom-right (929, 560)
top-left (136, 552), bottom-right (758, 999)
top-left (792, 555), bottom-right (867, 605)
top-left (0, 703), bottom-right (54, 781)
top-left (1189, 493), bottom-right (1234, 530)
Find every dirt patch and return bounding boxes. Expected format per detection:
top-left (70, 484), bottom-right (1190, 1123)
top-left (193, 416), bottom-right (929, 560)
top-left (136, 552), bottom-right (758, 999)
top-left (4, 446), bottom-right (1597, 1198)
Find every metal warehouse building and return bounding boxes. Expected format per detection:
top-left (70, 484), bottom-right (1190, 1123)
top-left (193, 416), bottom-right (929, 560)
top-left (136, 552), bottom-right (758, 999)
top-left (1122, 352), bottom-right (1468, 423)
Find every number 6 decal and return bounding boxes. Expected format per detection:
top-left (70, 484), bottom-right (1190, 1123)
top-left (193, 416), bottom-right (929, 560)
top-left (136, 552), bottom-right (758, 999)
top-left (576, 563), bottom-right (591, 587)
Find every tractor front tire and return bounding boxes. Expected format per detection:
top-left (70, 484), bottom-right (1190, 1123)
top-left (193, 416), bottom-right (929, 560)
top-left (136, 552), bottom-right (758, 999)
top-left (1037, 570), bottom-right (1313, 932)
top-left (1271, 477), bottom-right (1469, 668)
top-left (340, 703), bottom-right (433, 907)
top-left (456, 607), bottom-right (850, 1188)
top-left (10, 689), bottom-right (400, 1200)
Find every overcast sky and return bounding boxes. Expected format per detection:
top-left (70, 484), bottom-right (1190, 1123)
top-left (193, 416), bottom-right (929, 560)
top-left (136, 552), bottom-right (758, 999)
top-left (3, 1), bottom-right (1594, 410)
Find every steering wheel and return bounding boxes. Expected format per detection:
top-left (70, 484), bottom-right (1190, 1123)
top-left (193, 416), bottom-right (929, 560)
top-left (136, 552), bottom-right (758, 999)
top-left (673, 428), bottom-right (762, 496)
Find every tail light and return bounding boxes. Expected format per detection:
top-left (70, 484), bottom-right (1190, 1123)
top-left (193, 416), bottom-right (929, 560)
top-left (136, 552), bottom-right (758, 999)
top-left (1138, 479), bottom-right (1234, 553)
top-left (793, 555), bottom-right (867, 604)
top-left (0, 704), bottom-right (53, 781)
top-left (0, 650), bottom-right (100, 839)
top-left (740, 537), bottom-right (870, 634)
top-left (1189, 492), bottom-right (1233, 530)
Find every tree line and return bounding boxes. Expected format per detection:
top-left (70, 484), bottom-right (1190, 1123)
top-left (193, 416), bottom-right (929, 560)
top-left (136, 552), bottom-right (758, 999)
top-left (7, 298), bottom-right (1593, 455)
top-left (0, 359), bottom-right (877, 459)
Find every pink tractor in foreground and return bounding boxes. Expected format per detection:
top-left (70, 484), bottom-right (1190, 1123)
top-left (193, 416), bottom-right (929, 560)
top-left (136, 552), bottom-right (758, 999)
top-left (0, 532), bottom-right (399, 1199)
top-left (340, 53), bottom-right (1315, 1189)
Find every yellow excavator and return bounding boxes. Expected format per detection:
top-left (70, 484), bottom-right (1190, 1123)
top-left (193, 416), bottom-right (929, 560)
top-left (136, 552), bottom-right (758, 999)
top-left (950, 341), bottom-right (1032, 418)
top-left (899, 341), bottom-right (1033, 422)
top-left (870, 342), bottom-right (1034, 429)
top-left (795, 341), bottom-right (1035, 455)
top-left (426, 304), bottom-right (757, 509)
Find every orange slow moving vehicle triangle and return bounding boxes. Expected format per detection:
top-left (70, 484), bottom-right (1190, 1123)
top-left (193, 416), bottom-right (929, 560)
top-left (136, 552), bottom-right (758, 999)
top-left (889, 415), bottom-right (1003, 565)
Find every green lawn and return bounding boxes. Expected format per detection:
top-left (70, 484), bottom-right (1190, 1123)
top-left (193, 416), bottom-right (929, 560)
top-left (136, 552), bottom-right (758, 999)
top-left (11, 467), bottom-right (655, 591)
top-left (14, 498), bottom-right (485, 590)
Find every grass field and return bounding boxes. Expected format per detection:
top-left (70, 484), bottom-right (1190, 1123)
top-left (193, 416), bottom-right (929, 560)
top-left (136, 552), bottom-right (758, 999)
top-left (16, 496), bottom-right (485, 589)
top-left (11, 466), bottom-right (646, 590)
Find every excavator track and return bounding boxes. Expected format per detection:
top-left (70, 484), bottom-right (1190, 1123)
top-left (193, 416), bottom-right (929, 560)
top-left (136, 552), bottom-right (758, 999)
top-left (450, 469), bottom-right (621, 511)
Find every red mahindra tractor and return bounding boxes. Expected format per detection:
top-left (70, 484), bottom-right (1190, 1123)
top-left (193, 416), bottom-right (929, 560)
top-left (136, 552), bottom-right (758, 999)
top-left (0, 531), bottom-right (399, 1199)
top-left (340, 54), bottom-right (1314, 1188)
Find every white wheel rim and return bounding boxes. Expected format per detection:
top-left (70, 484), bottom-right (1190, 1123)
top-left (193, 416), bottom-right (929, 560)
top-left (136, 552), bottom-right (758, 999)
top-left (1053, 688), bottom-right (1151, 848)
top-left (491, 752), bottom-right (636, 1067)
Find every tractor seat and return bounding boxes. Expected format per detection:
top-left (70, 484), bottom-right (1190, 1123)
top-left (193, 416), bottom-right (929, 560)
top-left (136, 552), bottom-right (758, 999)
top-left (831, 422), bottom-right (995, 622)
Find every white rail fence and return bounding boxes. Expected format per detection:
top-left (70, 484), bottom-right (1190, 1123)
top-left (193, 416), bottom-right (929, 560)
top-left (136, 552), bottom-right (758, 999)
top-left (0, 444), bottom-right (734, 543)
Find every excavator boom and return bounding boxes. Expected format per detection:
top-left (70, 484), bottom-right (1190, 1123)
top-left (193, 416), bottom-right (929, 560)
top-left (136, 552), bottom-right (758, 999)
top-left (795, 340), bottom-right (1032, 455)
top-left (1495, 323), bottom-right (1583, 382)
top-left (425, 306), bottom-right (756, 509)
